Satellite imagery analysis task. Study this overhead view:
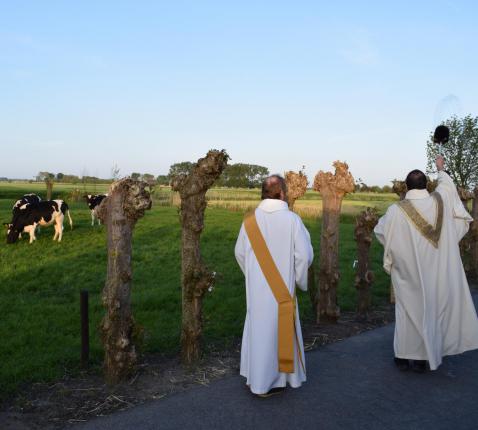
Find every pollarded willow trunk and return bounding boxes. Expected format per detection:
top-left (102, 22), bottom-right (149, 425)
top-left (46, 179), bottom-right (54, 200)
top-left (171, 149), bottom-right (229, 364)
top-left (313, 161), bottom-right (354, 323)
top-left (354, 208), bottom-right (379, 320)
top-left (285, 170), bottom-right (308, 210)
top-left (392, 180), bottom-right (407, 201)
top-left (457, 187), bottom-right (473, 205)
top-left (97, 179), bottom-right (152, 384)
top-left (471, 187), bottom-right (478, 280)
top-left (457, 187), bottom-right (474, 275)
top-left (307, 259), bottom-right (318, 312)
top-left (285, 170), bottom-right (317, 308)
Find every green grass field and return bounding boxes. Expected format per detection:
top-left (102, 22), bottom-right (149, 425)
top-left (0, 182), bottom-right (392, 400)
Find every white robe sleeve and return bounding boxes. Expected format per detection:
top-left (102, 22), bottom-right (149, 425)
top-left (374, 205), bottom-right (396, 275)
top-left (436, 171), bottom-right (473, 241)
top-left (294, 218), bottom-right (314, 291)
top-left (234, 223), bottom-right (246, 275)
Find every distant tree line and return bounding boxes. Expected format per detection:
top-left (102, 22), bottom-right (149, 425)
top-left (355, 179), bottom-right (393, 193)
top-left (31, 169), bottom-right (395, 192)
top-left (35, 172), bottom-right (111, 184)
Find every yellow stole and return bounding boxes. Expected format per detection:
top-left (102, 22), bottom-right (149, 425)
top-left (244, 213), bottom-right (304, 374)
top-left (397, 191), bottom-right (444, 248)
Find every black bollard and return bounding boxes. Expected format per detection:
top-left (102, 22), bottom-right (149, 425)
top-left (80, 290), bottom-right (89, 368)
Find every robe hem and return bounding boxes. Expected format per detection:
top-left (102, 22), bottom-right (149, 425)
top-left (395, 343), bottom-right (478, 370)
top-left (240, 374), bottom-right (306, 395)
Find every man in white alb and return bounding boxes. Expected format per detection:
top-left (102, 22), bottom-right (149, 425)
top-left (235, 175), bottom-right (313, 396)
top-left (375, 156), bottom-right (478, 372)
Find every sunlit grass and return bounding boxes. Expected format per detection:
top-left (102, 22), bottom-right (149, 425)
top-left (0, 183), bottom-right (392, 399)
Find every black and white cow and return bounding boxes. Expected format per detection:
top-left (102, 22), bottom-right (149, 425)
top-left (3, 194), bottom-right (43, 239)
top-left (13, 193), bottom-right (42, 212)
top-left (6, 200), bottom-right (73, 244)
top-left (85, 194), bottom-right (107, 226)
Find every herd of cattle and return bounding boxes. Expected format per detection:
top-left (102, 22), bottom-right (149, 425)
top-left (3, 193), bottom-right (108, 244)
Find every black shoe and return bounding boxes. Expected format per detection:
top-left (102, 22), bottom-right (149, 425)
top-left (394, 357), bottom-right (410, 371)
top-left (256, 387), bottom-right (286, 398)
top-left (411, 360), bottom-right (427, 373)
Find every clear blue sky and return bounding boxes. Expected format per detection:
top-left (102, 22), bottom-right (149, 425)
top-left (1, 1), bottom-right (477, 185)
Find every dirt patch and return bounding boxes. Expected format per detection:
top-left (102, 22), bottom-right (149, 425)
top-left (0, 303), bottom-right (396, 430)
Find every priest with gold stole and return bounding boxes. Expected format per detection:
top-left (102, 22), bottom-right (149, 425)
top-left (374, 156), bottom-right (478, 372)
top-left (235, 175), bottom-right (313, 396)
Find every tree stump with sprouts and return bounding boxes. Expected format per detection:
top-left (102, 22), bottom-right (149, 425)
top-left (392, 180), bottom-right (407, 200)
top-left (457, 187), bottom-right (474, 205)
top-left (354, 208), bottom-right (379, 320)
top-left (46, 178), bottom-right (54, 200)
top-left (171, 149), bottom-right (229, 364)
top-left (97, 178), bottom-right (152, 384)
top-left (285, 170), bottom-right (317, 307)
top-left (285, 170), bottom-right (308, 210)
top-left (313, 161), bottom-right (354, 323)
top-left (471, 187), bottom-right (478, 280)
top-left (458, 187), bottom-right (475, 275)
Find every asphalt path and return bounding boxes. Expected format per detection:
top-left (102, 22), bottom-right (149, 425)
top-left (76, 295), bottom-right (478, 430)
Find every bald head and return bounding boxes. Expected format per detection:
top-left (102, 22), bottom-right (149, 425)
top-left (261, 175), bottom-right (287, 201)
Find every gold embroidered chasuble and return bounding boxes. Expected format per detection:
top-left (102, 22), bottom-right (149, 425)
top-left (397, 191), bottom-right (444, 248)
top-left (374, 172), bottom-right (478, 371)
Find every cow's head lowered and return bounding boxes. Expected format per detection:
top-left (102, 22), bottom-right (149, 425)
top-left (5, 222), bottom-right (21, 244)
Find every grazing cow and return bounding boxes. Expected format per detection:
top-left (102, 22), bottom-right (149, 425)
top-left (13, 193), bottom-right (42, 212)
top-left (3, 194), bottom-right (43, 239)
top-left (85, 194), bottom-right (107, 226)
top-left (6, 200), bottom-right (73, 244)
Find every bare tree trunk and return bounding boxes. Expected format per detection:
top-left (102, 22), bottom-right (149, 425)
top-left (470, 188), bottom-right (478, 280)
top-left (354, 208), bottom-right (378, 320)
top-left (392, 180), bottom-right (407, 200)
top-left (457, 187), bottom-right (474, 275)
top-left (285, 169), bottom-right (317, 307)
top-left (46, 179), bottom-right (54, 200)
top-left (171, 150), bottom-right (229, 364)
top-left (97, 179), bottom-right (152, 384)
top-left (317, 193), bottom-right (341, 322)
top-left (313, 161), bottom-right (355, 323)
top-left (285, 170), bottom-right (308, 210)
top-left (308, 262), bottom-right (318, 312)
